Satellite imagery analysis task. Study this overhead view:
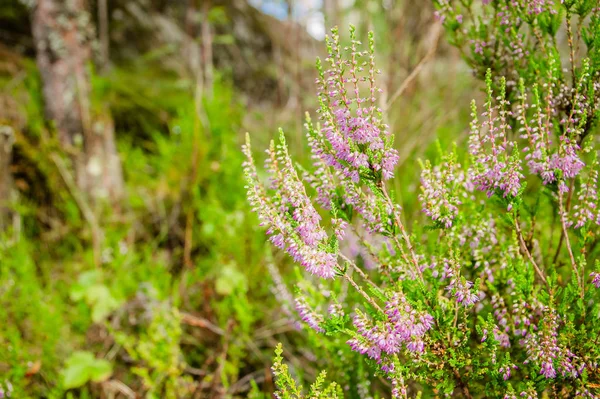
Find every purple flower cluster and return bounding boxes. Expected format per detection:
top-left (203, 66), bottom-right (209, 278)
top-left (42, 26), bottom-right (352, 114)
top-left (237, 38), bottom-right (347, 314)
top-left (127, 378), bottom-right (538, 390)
top-left (469, 80), bottom-right (524, 198)
top-left (550, 138), bottom-right (585, 182)
top-left (523, 307), bottom-right (583, 379)
top-left (295, 296), bottom-right (325, 333)
top-left (499, 363), bottom-right (518, 380)
top-left (511, 298), bottom-right (537, 338)
top-left (303, 118), bottom-right (338, 210)
top-left (338, 178), bottom-right (393, 234)
top-left (347, 293), bottom-right (434, 368)
top-left (570, 161), bottom-right (599, 228)
top-left (525, 0), bottom-right (555, 15)
top-left (243, 135), bottom-right (338, 279)
top-left (442, 256), bottom-right (480, 306)
top-left (419, 157), bottom-right (466, 228)
top-left (490, 296), bottom-right (511, 347)
top-left (314, 27), bottom-right (399, 183)
top-left (390, 374), bottom-right (408, 399)
top-left (591, 272), bottom-right (600, 289)
top-left (518, 68), bottom-right (586, 190)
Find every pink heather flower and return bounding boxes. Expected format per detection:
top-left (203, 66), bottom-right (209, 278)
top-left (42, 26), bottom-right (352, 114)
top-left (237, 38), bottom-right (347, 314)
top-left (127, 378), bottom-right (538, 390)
top-left (517, 77), bottom-right (584, 189)
top-left (332, 218), bottom-right (348, 240)
top-left (295, 296), bottom-right (325, 333)
top-left (549, 137), bottom-right (584, 181)
top-left (419, 157), bottom-right (466, 228)
top-left (540, 360), bottom-right (556, 378)
top-left (341, 180), bottom-right (393, 234)
top-left (243, 135), bottom-right (338, 279)
top-left (314, 27), bottom-right (399, 183)
top-left (569, 159), bottom-right (598, 228)
top-left (491, 296), bottom-right (511, 347)
top-left (434, 11), bottom-right (446, 23)
top-left (591, 272), bottom-right (600, 288)
top-left (442, 256), bottom-right (480, 307)
top-left (390, 374), bottom-right (408, 399)
top-left (472, 39), bottom-right (487, 55)
top-left (347, 294), bottom-right (434, 370)
top-left (499, 364), bottom-right (518, 380)
top-left (525, 0), bottom-right (556, 15)
top-left (303, 117), bottom-right (338, 210)
top-left (523, 307), bottom-right (583, 379)
top-left (469, 76), bottom-right (524, 199)
top-left (519, 387), bottom-right (539, 399)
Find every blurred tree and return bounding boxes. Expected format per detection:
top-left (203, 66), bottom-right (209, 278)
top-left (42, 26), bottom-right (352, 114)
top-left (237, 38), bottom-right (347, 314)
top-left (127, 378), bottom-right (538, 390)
top-left (31, 0), bottom-right (123, 202)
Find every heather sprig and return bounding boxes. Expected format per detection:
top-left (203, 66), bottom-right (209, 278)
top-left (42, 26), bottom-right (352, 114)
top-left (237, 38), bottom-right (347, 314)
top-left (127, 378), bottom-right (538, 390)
top-left (314, 26), bottom-right (399, 183)
top-left (271, 343), bottom-right (343, 399)
top-left (243, 131), bottom-right (338, 279)
top-left (569, 156), bottom-right (599, 228)
top-left (418, 147), bottom-right (468, 228)
top-left (468, 72), bottom-right (523, 199)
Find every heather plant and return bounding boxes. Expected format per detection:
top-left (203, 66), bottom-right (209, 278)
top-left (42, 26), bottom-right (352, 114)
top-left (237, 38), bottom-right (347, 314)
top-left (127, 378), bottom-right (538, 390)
top-left (244, 20), bottom-right (600, 399)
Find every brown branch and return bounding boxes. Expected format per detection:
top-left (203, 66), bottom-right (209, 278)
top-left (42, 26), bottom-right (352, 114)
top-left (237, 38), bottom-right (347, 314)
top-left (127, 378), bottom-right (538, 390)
top-left (453, 368), bottom-right (473, 399)
top-left (558, 193), bottom-right (583, 296)
top-left (181, 312), bottom-right (225, 335)
top-left (515, 215), bottom-right (547, 285)
top-left (343, 271), bottom-right (383, 313)
top-left (380, 184), bottom-right (424, 282)
top-left (385, 22), bottom-right (442, 110)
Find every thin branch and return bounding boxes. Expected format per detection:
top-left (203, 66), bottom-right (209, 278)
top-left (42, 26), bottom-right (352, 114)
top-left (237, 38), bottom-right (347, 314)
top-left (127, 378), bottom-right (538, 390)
top-left (558, 193), bottom-right (583, 296)
top-left (515, 215), bottom-right (547, 285)
top-left (380, 184), bottom-right (424, 283)
top-left (566, 12), bottom-right (576, 86)
top-left (340, 253), bottom-right (379, 289)
top-left (343, 271), bottom-right (383, 313)
top-left (181, 312), bottom-right (225, 335)
top-left (385, 23), bottom-right (442, 111)
top-left (50, 153), bottom-right (102, 267)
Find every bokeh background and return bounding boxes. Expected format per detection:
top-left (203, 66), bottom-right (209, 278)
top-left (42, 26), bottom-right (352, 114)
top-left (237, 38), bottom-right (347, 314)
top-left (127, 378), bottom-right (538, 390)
top-left (0, 0), bottom-right (479, 397)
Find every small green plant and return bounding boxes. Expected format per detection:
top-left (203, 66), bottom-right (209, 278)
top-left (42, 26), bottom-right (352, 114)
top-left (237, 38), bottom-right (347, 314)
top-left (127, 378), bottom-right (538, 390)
top-left (113, 300), bottom-right (193, 399)
top-left (61, 351), bottom-right (112, 390)
top-left (70, 270), bottom-right (121, 323)
top-left (271, 343), bottom-right (343, 399)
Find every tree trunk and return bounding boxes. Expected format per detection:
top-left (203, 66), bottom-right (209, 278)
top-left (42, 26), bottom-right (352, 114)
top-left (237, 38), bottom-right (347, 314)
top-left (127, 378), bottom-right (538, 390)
top-left (0, 126), bottom-right (14, 231)
top-left (31, 0), bottom-right (123, 202)
top-left (98, 0), bottom-right (110, 71)
top-left (201, 0), bottom-right (214, 99)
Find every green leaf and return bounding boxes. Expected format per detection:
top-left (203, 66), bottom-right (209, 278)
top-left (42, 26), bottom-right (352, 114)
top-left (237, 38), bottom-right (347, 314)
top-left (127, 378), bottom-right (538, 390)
top-left (62, 351), bottom-right (113, 389)
top-left (91, 295), bottom-right (120, 323)
top-left (86, 284), bottom-right (120, 323)
top-left (62, 362), bottom-right (91, 390)
top-left (63, 351), bottom-right (95, 389)
top-left (89, 359), bottom-right (113, 382)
